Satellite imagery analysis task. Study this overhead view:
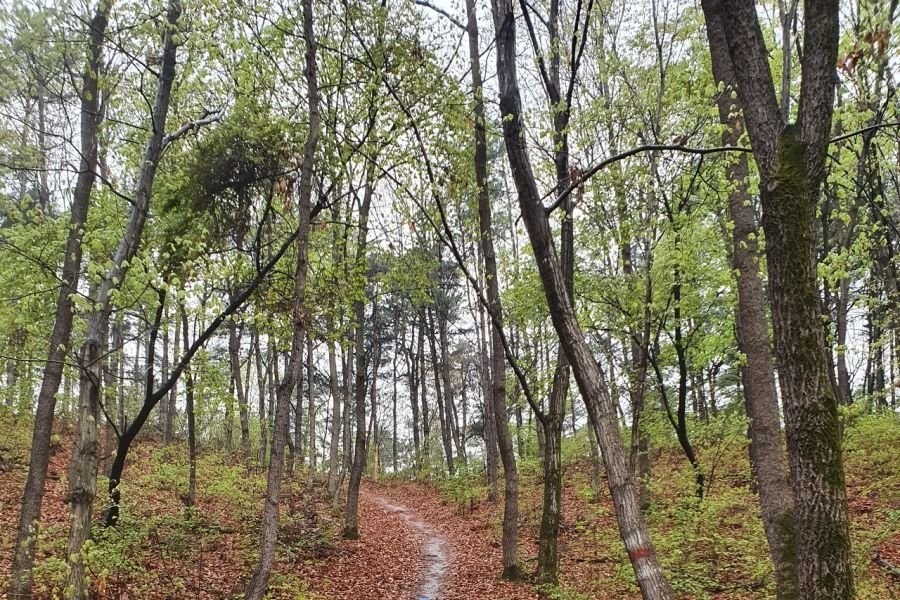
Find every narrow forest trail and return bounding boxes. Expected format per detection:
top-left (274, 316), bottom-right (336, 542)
top-left (299, 482), bottom-right (537, 600)
top-left (370, 495), bottom-right (449, 600)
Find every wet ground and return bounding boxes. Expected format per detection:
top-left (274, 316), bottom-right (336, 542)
top-left (371, 496), bottom-right (449, 600)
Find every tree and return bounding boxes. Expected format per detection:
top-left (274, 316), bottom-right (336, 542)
top-left (699, 0), bottom-right (853, 597)
top-left (702, 6), bottom-right (798, 596)
top-left (489, 0), bottom-right (675, 596)
top-left (243, 0), bottom-right (321, 595)
top-left (8, 4), bottom-right (108, 596)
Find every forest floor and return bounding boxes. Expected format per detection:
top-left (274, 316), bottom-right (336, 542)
top-left (1, 410), bottom-right (899, 599)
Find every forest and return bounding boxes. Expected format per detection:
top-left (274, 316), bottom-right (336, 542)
top-left (0, 0), bottom-right (898, 598)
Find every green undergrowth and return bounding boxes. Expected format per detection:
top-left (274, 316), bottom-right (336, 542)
top-left (1, 426), bottom-right (341, 600)
top-left (550, 411), bottom-right (900, 599)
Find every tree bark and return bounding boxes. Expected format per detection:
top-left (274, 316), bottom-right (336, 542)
top-left (9, 5), bottom-right (109, 596)
top-left (701, 0), bottom-right (852, 596)
top-left (702, 8), bottom-right (799, 595)
top-left (243, 0), bottom-right (319, 594)
top-left (65, 3), bottom-right (180, 594)
top-left (489, 0), bottom-right (673, 596)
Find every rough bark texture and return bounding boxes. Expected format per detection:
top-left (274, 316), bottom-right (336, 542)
top-left (536, 0), bottom-right (573, 579)
top-left (243, 0), bottom-right (319, 594)
top-left (703, 8), bottom-right (798, 596)
top-left (8, 6), bottom-right (109, 597)
top-left (700, 0), bottom-right (852, 597)
top-left (489, 0), bottom-right (673, 596)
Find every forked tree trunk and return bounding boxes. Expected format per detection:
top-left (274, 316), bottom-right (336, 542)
top-left (702, 8), bottom-right (798, 596)
top-left (65, 4), bottom-right (180, 594)
top-left (701, 0), bottom-right (852, 596)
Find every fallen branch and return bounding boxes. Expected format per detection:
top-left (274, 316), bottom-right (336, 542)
top-left (872, 552), bottom-right (900, 579)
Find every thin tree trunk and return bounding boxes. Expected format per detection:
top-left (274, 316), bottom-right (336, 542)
top-left (392, 329), bottom-right (399, 473)
top-left (438, 309), bottom-right (465, 468)
top-left (489, 0), bottom-right (674, 595)
top-left (306, 335), bottom-right (316, 489)
top-left (243, 0), bottom-right (319, 593)
top-left (229, 316), bottom-right (251, 461)
top-left (9, 6), bottom-right (109, 596)
top-left (165, 311), bottom-right (180, 444)
top-left (254, 329), bottom-right (269, 465)
top-left (427, 308), bottom-right (455, 475)
top-left (344, 162), bottom-right (376, 539)
top-left (327, 329), bottom-right (342, 496)
top-left (182, 308), bottom-right (197, 508)
top-left (407, 322), bottom-right (422, 470)
top-left (368, 316), bottom-right (382, 479)
top-left (65, 4), bottom-right (180, 593)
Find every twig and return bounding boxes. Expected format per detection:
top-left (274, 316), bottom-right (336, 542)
top-left (872, 552), bottom-right (900, 579)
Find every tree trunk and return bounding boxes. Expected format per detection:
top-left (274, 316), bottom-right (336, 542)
top-left (306, 335), bottom-right (316, 489)
top-left (327, 330), bottom-right (342, 496)
top-left (229, 316), bottom-right (251, 461)
top-left (344, 163), bottom-right (376, 539)
top-left (65, 338), bottom-right (103, 600)
top-left (103, 319), bottom-right (121, 475)
top-left (368, 318), bottom-right (382, 479)
top-left (165, 311), bottom-right (180, 444)
top-left (243, 0), bottom-right (319, 593)
top-left (9, 6), bottom-right (109, 596)
top-left (489, 0), bottom-right (674, 596)
top-left (701, 0), bottom-right (853, 596)
top-left (702, 9), bottom-right (799, 595)
top-left (392, 330), bottom-right (399, 474)
top-left (65, 4), bottom-right (180, 593)
top-left (466, 0), bottom-right (519, 573)
top-left (407, 322), bottom-right (422, 470)
top-left (182, 309), bottom-right (197, 507)
top-left (254, 329), bottom-right (269, 465)
top-left (427, 308), bottom-right (455, 475)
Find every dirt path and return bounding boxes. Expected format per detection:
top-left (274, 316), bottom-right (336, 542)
top-left (297, 482), bottom-right (536, 600)
top-left (370, 495), bottom-right (449, 600)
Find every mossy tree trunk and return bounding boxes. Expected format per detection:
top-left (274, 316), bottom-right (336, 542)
top-left (700, 0), bottom-right (853, 597)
